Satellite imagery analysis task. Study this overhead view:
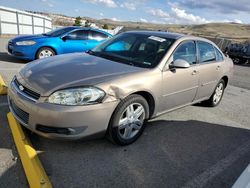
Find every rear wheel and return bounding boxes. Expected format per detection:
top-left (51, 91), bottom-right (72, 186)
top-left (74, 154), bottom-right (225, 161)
top-left (203, 79), bottom-right (225, 107)
top-left (36, 47), bottom-right (55, 59)
top-left (107, 94), bottom-right (149, 145)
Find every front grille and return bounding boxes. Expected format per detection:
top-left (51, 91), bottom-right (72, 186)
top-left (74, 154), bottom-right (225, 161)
top-left (10, 100), bottom-right (29, 124)
top-left (8, 41), bottom-right (13, 46)
top-left (14, 78), bottom-right (40, 100)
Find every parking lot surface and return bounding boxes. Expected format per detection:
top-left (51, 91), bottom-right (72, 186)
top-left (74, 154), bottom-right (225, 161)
top-left (0, 37), bottom-right (250, 188)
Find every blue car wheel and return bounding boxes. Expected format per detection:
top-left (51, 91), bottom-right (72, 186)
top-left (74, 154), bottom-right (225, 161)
top-left (36, 47), bottom-right (55, 59)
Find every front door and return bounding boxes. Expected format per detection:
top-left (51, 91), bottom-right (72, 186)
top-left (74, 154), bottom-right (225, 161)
top-left (160, 41), bottom-right (199, 111)
top-left (61, 29), bottom-right (90, 53)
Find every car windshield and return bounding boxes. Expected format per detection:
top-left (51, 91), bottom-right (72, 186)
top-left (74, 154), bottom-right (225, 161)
top-left (43, 27), bottom-right (75, 37)
top-left (89, 33), bottom-right (175, 68)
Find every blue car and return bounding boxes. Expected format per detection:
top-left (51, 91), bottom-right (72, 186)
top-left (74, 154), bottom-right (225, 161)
top-left (7, 27), bottom-right (112, 60)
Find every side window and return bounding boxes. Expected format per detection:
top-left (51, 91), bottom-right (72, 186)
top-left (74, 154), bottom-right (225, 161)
top-left (90, 31), bottom-right (108, 40)
top-left (173, 41), bottom-right (196, 65)
top-left (197, 41), bottom-right (216, 63)
top-left (215, 47), bottom-right (224, 61)
top-left (67, 30), bottom-right (88, 40)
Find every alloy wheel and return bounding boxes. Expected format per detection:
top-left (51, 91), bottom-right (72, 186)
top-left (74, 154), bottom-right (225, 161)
top-left (118, 103), bottom-right (145, 140)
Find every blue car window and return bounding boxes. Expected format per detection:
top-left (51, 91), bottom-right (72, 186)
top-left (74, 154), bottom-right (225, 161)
top-left (90, 31), bottom-right (108, 40)
top-left (67, 30), bottom-right (88, 40)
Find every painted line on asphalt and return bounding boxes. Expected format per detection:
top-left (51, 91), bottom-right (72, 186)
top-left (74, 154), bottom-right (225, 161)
top-left (7, 112), bottom-right (52, 188)
top-left (181, 142), bottom-right (250, 188)
top-left (0, 68), bottom-right (20, 70)
top-left (0, 75), bottom-right (7, 95)
top-left (232, 164), bottom-right (250, 188)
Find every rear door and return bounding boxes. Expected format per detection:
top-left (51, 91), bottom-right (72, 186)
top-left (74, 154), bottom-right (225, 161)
top-left (195, 41), bottom-right (223, 100)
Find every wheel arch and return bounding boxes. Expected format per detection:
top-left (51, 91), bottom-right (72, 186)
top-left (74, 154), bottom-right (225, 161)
top-left (131, 91), bottom-right (156, 119)
top-left (221, 76), bottom-right (228, 88)
top-left (35, 46), bottom-right (57, 59)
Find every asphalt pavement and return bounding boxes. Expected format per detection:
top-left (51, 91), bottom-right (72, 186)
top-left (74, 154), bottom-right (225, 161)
top-left (0, 37), bottom-right (250, 188)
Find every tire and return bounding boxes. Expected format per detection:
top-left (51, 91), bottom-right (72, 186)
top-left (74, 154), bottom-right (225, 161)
top-left (203, 79), bottom-right (225, 107)
top-left (107, 94), bottom-right (149, 146)
top-left (36, 47), bottom-right (55, 59)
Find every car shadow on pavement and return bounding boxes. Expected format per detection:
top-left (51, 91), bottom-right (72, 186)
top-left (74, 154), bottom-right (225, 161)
top-left (0, 52), bottom-right (29, 64)
top-left (23, 119), bottom-right (250, 188)
top-left (0, 96), bottom-right (27, 187)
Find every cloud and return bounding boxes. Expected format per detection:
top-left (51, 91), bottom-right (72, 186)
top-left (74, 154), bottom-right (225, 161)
top-left (147, 7), bottom-right (208, 24)
top-left (171, 7), bottom-right (209, 24)
top-left (111, 17), bottom-right (120, 21)
top-left (177, 0), bottom-right (250, 14)
top-left (99, 12), bottom-right (104, 17)
top-left (139, 18), bottom-right (148, 23)
top-left (233, 19), bottom-right (243, 24)
top-left (120, 2), bottom-right (136, 10)
top-left (85, 0), bottom-right (117, 8)
top-left (148, 8), bottom-right (170, 18)
top-left (74, 9), bottom-right (79, 12)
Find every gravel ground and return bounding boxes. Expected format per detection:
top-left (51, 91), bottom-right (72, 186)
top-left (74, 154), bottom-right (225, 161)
top-left (0, 37), bottom-right (250, 188)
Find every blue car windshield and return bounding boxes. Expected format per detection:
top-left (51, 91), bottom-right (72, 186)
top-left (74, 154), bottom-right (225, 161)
top-left (43, 27), bottom-right (75, 37)
top-left (90, 33), bottom-right (175, 68)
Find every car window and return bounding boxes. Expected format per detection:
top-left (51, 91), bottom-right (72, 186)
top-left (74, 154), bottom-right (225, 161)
top-left (198, 41), bottom-right (216, 63)
top-left (67, 30), bottom-right (88, 40)
top-left (105, 35), bottom-right (135, 52)
top-left (173, 41), bottom-right (196, 65)
top-left (215, 47), bottom-right (224, 61)
top-left (90, 31), bottom-right (108, 40)
top-left (91, 33), bottom-right (175, 68)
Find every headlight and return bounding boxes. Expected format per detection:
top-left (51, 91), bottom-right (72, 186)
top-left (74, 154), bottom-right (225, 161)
top-left (16, 40), bottom-right (36, 46)
top-left (47, 87), bottom-right (105, 105)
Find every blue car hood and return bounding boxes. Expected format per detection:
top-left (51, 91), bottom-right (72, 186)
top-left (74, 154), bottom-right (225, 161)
top-left (12, 34), bottom-right (48, 42)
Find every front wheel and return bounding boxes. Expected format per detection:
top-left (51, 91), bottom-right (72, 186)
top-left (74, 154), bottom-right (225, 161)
top-left (36, 47), bottom-right (55, 59)
top-left (107, 94), bottom-right (149, 145)
top-left (203, 79), bottom-right (225, 107)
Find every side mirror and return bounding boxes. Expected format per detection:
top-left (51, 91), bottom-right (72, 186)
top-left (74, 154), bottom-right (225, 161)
top-left (169, 59), bottom-right (190, 69)
top-left (61, 35), bottom-right (70, 41)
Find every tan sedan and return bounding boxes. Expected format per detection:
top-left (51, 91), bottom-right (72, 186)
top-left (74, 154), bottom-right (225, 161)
top-left (8, 31), bottom-right (233, 145)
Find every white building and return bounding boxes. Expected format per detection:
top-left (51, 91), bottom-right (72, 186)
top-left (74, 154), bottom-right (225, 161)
top-left (0, 6), bottom-right (52, 35)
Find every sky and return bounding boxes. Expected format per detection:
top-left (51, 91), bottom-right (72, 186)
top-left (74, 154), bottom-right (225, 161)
top-left (1, 0), bottom-right (250, 24)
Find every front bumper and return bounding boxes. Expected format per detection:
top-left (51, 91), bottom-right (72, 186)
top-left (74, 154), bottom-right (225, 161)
top-left (8, 80), bottom-right (119, 140)
top-left (7, 41), bottom-right (37, 60)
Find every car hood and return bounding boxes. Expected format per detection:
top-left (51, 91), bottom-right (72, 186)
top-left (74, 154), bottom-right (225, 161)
top-left (11, 34), bottom-right (48, 42)
top-left (17, 53), bottom-right (143, 96)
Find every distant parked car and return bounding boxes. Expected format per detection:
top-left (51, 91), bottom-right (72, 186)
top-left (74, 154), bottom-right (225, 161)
top-left (8, 31), bottom-right (233, 145)
top-left (227, 43), bottom-right (250, 64)
top-left (7, 27), bottom-right (112, 60)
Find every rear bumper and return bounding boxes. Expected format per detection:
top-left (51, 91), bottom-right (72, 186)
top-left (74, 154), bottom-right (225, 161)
top-left (8, 80), bottom-right (119, 140)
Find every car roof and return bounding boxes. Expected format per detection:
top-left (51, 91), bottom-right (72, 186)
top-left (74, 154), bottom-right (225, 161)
top-left (63, 26), bottom-right (112, 36)
top-left (124, 30), bottom-right (186, 40)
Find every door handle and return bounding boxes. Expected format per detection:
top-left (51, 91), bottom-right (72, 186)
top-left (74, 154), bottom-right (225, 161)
top-left (192, 70), bottom-right (198, 75)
